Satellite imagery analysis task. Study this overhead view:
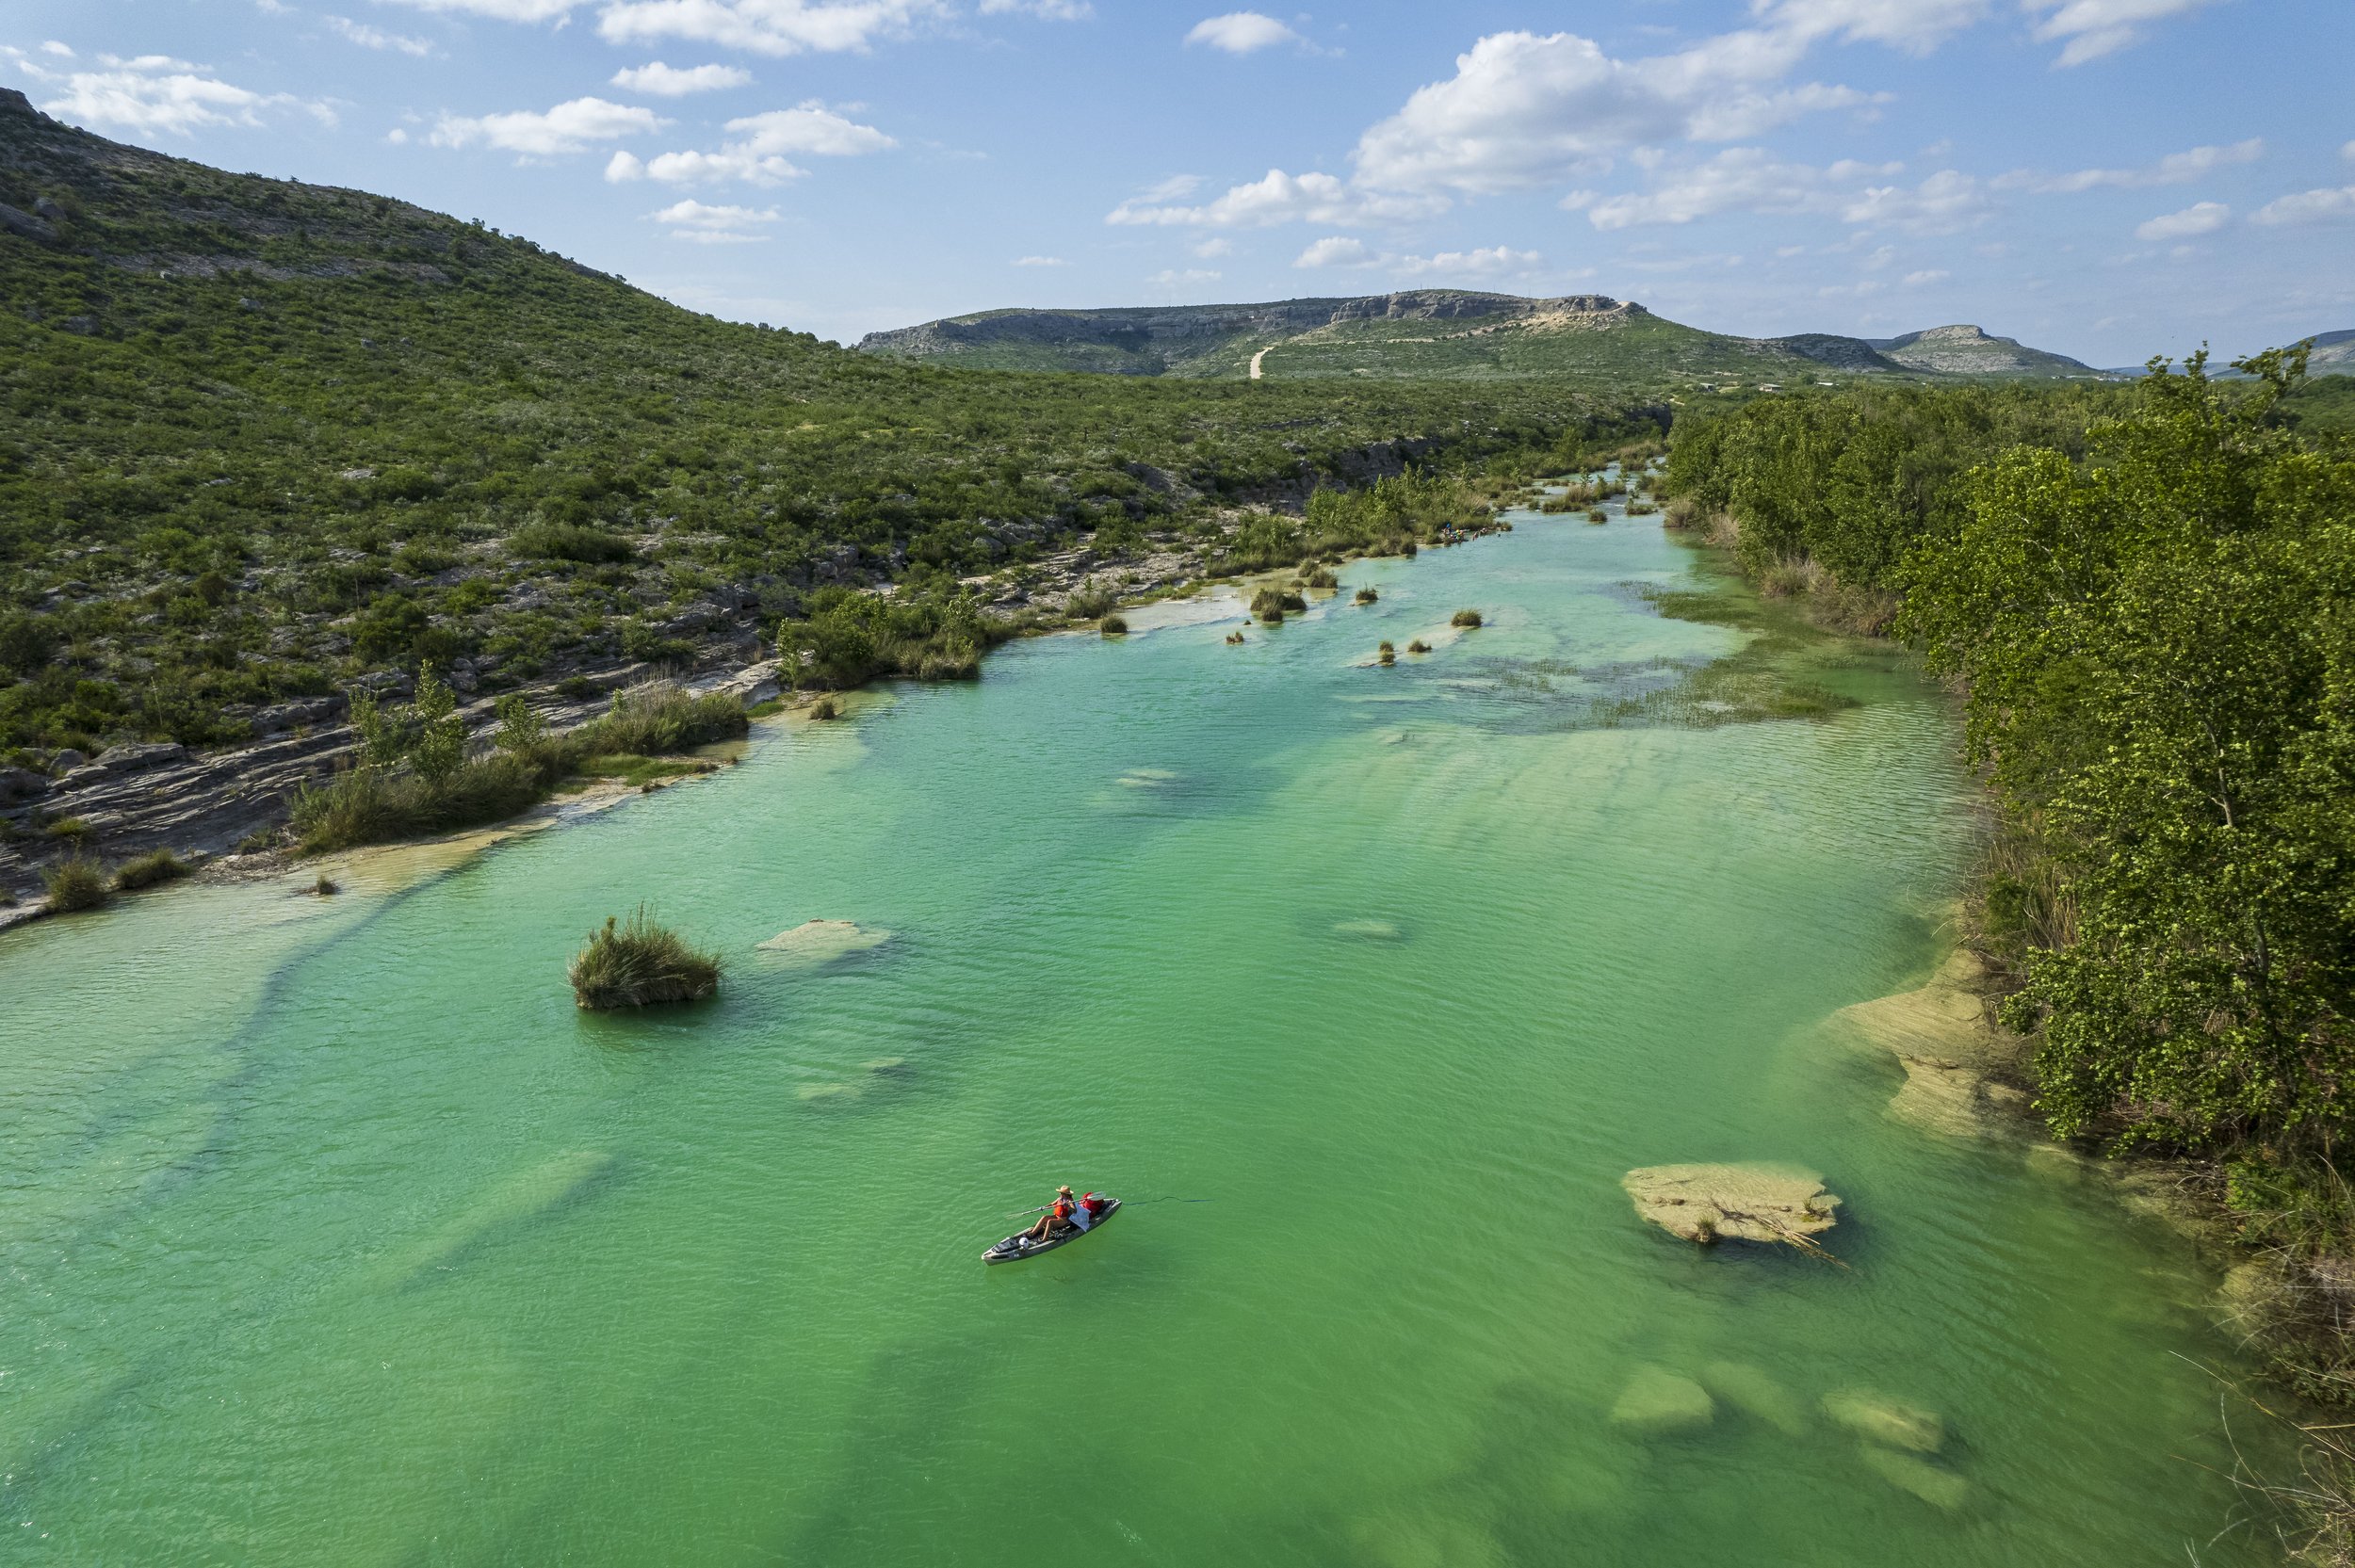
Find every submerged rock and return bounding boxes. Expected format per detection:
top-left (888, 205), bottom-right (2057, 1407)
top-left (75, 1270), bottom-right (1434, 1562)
top-left (1621, 1163), bottom-right (1841, 1249)
top-left (757, 919), bottom-right (893, 965)
top-left (1697, 1360), bottom-right (1808, 1435)
top-left (1609, 1366), bottom-right (1714, 1434)
top-left (1332, 918), bottom-right (1405, 941)
top-left (1858, 1445), bottom-right (1968, 1511)
top-left (1888, 1054), bottom-right (2031, 1140)
top-left (1822, 1390), bottom-right (1943, 1453)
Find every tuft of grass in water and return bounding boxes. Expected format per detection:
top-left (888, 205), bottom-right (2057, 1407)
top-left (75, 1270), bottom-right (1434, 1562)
top-left (1225, 630), bottom-right (1245, 644)
top-left (1250, 586), bottom-right (1307, 624)
top-left (1298, 566), bottom-right (1339, 590)
top-left (1100, 614), bottom-right (1129, 636)
top-left (569, 906), bottom-right (721, 1010)
top-left (42, 856), bottom-right (110, 913)
top-left (113, 849), bottom-right (190, 891)
top-left (1354, 586), bottom-right (1378, 605)
top-left (1377, 640), bottom-right (1396, 666)
top-left (1407, 639), bottom-right (1433, 655)
top-left (314, 874), bottom-right (339, 896)
top-left (1586, 508), bottom-right (1610, 523)
top-left (807, 696), bottom-right (840, 720)
top-left (1452, 608), bottom-right (1484, 628)
top-left (572, 752), bottom-right (716, 790)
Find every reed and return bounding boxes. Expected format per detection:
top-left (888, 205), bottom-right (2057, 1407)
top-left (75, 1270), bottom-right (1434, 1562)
top-left (568, 906), bottom-right (721, 1010)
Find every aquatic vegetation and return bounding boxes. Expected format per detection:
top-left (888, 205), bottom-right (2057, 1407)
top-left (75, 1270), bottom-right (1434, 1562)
top-left (1406, 639), bottom-right (1432, 655)
top-left (569, 907), bottom-right (721, 1009)
top-left (1225, 630), bottom-right (1245, 644)
top-left (1100, 615), bottom-right (1129, 636)
top-left (807, 697), bottom-right (840, 720)
top-left (1249, 587), bottom-right (1307, 622)
top-left (1586, 508), bottom-right (1609, 523)
top-left (313, 874), bottom-right (339, 896)
top-left (112, 849), bottom-right (189, 891)
top-left (1452, 609), bottom-right (1484, 628)
top-left (1354, 587), bottom-right (1378, 605)
top-left (41, 855), bottom-right (109, 913)
top-left (1298, 567), bottom-right (1339, 590)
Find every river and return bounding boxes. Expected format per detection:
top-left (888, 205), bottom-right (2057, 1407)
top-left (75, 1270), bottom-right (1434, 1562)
top-left (0, 493), bottom-right (2282, 1564)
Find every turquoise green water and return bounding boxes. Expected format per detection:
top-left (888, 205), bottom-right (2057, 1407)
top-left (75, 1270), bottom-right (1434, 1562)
top-left (1, 501), bottom-right (2282, 1564)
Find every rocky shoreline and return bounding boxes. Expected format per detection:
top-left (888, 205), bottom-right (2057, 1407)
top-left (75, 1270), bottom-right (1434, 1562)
top-left (0, 512), bottom-right (1357, 925)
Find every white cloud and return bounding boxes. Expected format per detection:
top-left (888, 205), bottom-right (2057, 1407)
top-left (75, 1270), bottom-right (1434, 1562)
top-left (1584, 147), bottom-right (1903, 229)
top-left (1348, 29), bottom-right (1877, 197)
top-left (1758, 0), bottom-right (1991, 52)
top-left (431, 96), bottom-right (665, 155)
top-left (594, 0), bottom-right (937, 57)
top-left (608, 100), bottom-right (890, 185)
top-left (2022, 137), bottom-right (2262, 192)
top-left (328, 16), bottom-right (436, 55)
top-left (1191, 236), bottom-right (1233, 258)
top-left (2023, 0), bottom-right (2220, 66)
top-left (379, 0), bottom-right (581, 20)
top-left (1147, 267), bottom-right (1222, 286)
top-left (36, 57), bottom-right (314, 137)
top-left (610, 60), bottom-right (752, 94)
top-left (1108, 168), bottom-right (1443, 228)
top-left (2135, 200), bottom-right (2228, 239)
top-left (980, 0), bottom-right (1091, 17)
top-left (2343, 140), bottom-right (2355, 163)
top-left (2250, 186), bottom-right (2355, 226)
top-left (1391, 245), bottom-right (1541, 278)
top-left (1841, 169), bottom-right (1990, 233)
top-left (1184, 12), bottom-right (1300, 54)
top-left (1013, 253), bottom-right (1067, 266)
top-left (40, 40), bottom-right (74, 57)
top-left (652, 198), bottom-right (777, 228)
top-left (1902, 267), bottom-right (1950, 284)
top-left (1294, 235), bottom-right (1374, 267)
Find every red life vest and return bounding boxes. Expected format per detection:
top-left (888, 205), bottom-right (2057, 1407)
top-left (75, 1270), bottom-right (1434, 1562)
top-left (1053, 1197), bottom-right (1075, 1221)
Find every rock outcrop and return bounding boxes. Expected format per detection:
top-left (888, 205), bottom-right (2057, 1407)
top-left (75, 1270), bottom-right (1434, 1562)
top-left (1621, 1163), bottom-right (1842, 1250)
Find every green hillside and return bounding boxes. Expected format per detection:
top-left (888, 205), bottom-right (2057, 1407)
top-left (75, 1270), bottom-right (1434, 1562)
top-left (0, 90), bottom-right (1649, 757)
top-left (857, 292), bottom-right (2104, 384)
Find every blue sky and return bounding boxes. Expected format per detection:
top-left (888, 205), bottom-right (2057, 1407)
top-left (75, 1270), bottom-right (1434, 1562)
top-left (7, 1), bottom-right (2351, 364)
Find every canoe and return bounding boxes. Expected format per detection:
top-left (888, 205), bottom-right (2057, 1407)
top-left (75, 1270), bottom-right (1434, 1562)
top-left (983, 1197), bottom-right (1120, 1263)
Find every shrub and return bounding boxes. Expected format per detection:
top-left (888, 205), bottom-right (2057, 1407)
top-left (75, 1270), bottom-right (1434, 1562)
top-left (1452, 609), bottom-right (1484, 628)
top-left (1100, 615), bottom-right (1129, 636)
top-left (510, 520), bottom-right (636, 564)
top-left (114, 849), bottom-right (190, 891)
top-left (42, 856), bottom-right (110, 913)
top-left (577, 681), bottom-right (747, 756)
top-left (45, 816), bottom-right (93, 843)
top-left (569, 907), bottom-right (721, 1009)
top-left (1354, 587), bottom-right (1378, 605)
top-left (1067, 583), bottom-right (1118, 620)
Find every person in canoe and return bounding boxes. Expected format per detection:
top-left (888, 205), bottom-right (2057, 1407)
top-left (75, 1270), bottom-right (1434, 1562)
top-left (1019, 1187), bottom-right (1081, 1245)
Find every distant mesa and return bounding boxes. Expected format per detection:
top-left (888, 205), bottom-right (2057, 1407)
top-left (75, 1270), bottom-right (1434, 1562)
top-left (855, 288), bottom-right (2103, 383)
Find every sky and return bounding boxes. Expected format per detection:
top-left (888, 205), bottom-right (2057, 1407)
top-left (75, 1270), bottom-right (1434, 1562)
top-left (6, 0), bottom-right (2352, 365)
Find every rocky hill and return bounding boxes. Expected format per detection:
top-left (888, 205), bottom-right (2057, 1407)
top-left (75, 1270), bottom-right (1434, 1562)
top-left (1862, 324), bottom-right (2095, 377)
top-left (859, 294), bottom-right (2096, 383)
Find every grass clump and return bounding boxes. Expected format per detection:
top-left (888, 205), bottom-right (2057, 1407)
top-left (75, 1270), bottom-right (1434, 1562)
top-left (1100, 614), bottom-right (1129, 636)
top-left (1452, 609), bottom-right (1484, 629)
top-left (807, 696), bottom-right (840, 720)
top-left (1225, 630), bottom-right (1245, 644)
top-left (1377, 640), bottom-right (1396, 667)
top-left (569, 906), bottom-right (721, 1010)
top-left (113, 849), bottom-right (190, 891)
top-left (1407, 639), bottom-right (1432, 655)
top-left (1299, 566), bottom-right (1339, 590)
top-left (1354, 587), bottom-right (1378, 605)
top-left (1250, 587), bottom-right (1307, 624)
top-left (42, 856), bottom-right (110, 913)
top-left (314, 874), bottom-right (339, 896)
top-left (1586, 508), bottom-right (1610, 523)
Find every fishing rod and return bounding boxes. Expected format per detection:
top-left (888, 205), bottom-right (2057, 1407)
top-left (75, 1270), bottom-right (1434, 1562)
top-left (1000, 1196), bottom-right (1216, 1218)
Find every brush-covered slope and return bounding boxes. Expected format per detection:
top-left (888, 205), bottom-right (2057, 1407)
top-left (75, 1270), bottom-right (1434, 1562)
top-left (0, 90), bottom-right (1643, 754)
